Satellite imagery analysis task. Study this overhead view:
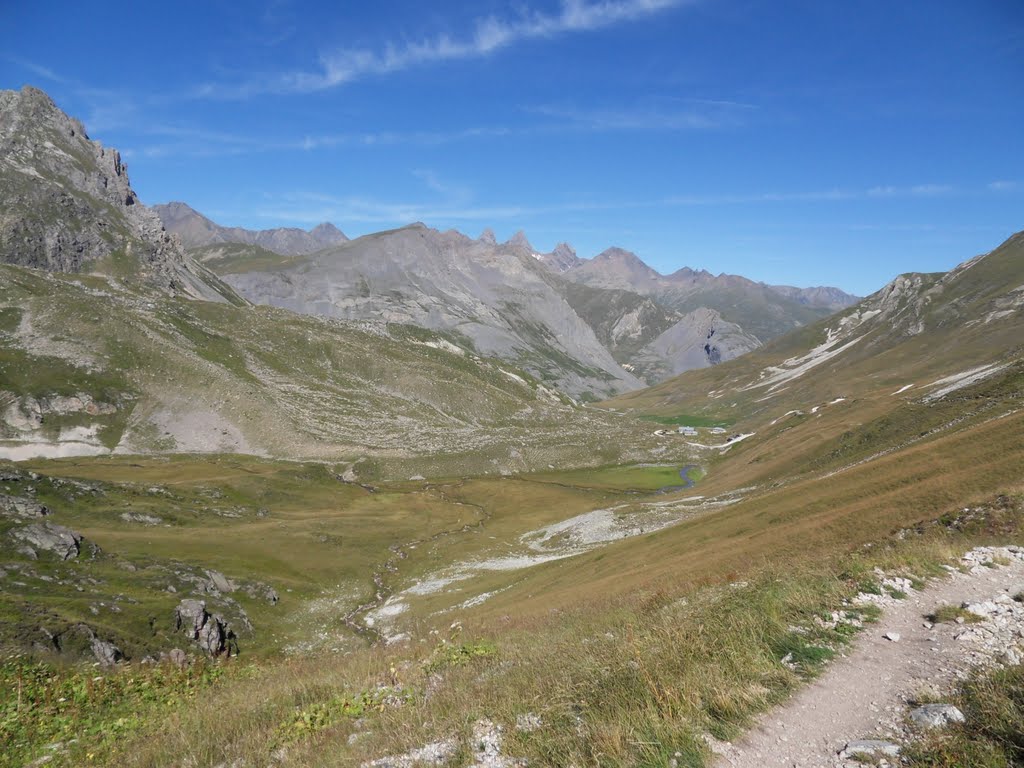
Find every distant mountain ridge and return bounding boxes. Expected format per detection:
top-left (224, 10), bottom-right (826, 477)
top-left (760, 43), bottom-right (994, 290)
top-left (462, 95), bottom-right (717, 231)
top-left (163, 202), bottom-right (860, 390)
top-left (561, 245), bottom-right (857, 312)
top-left (220, 222), bottom-right (643, 399)
top-left (154, 201), bottom-right (349, 256)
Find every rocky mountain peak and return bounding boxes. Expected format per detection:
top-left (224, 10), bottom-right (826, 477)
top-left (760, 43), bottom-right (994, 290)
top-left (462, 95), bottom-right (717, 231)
top-left (666, 266), bottom-right (713, 282)
top-left (594, 247), bottom-right (650, 268)
top-left (506, 230), bottom-right (534, 252)
top-left (310, 222), bottom-right (348, 245)
top-left (553, 242), bottom-right (576, 260)
top-left (588, 248), bottom-right (663, 283)
top-left (0, 86), bottom-right (234, 302)
top-left (479, 228), bottom-right (497, 245)
top-left (1, 86), bottom-right (136, 214)
top-left (537, 242), bottom-right (584, 273)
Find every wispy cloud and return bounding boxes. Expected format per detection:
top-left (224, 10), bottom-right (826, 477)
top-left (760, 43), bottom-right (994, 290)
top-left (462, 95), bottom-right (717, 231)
top-left (195, 0), bottom-right (691, 98)
top-left (988, 180), bottom-right (1018, 192)
top-left (665, 188), bottom-right (855, 205)
top-left (121, 124), bottom-right (518, 159)
top-left (525, 99), bottom-right (752, 131)
top-left (250, 190), bottom-right (635, 225)
top-left (412, 169), bottom-right (473, 201)
top-left (296, 125), bottom-right (514, 150)
top-left (4, 55), bottom-right (67, 84)
top-left (866, 183), bottom-right (955, 198)
top-left (121, 96), bottom-right (751, 160)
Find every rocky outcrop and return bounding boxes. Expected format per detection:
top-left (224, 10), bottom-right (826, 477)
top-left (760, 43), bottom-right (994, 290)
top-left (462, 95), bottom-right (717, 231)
top-left (242, 581), bottom-right (280, 604)
top-left (0, 495), bottom-right (49, 520)
top-left (2, 391), bottom-right (121, 430)
top-left (0, 391), bottom-right (127, 458)
top-left (175, 598), bottom-right (234, 655)
top-left (90, 636), bottom-right (125, 666)
top-left (0, 86), bottom-right (236, 302)
top-left (120, 512), bottom-right (163, 525)
top-left (39, 622), bottom-right (123, 664)
top-left (9, 521), bottom-right (85, 560)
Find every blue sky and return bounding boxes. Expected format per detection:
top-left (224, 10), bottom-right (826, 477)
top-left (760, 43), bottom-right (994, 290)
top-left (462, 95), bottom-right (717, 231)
top-left (3, 0), bottom-right (1022, 295)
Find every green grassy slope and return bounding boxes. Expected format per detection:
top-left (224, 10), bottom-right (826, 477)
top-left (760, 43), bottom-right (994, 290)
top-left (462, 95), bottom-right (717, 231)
top-left (0, 265), bottom-right (667, 477)
top-left (189, 242), bottom-right (311, 274)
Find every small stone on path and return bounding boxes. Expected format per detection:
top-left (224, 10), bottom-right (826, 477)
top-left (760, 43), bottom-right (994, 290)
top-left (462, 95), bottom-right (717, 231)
top-left (909, 703), bottom-right (965, 729)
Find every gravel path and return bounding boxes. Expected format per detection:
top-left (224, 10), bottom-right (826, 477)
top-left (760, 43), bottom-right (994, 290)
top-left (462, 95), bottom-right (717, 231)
top-left (714, 548), bottom-right (1024, 768)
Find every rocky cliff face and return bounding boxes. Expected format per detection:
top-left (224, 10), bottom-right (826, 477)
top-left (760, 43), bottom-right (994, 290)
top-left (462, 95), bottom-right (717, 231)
top-left (153, 201), bottom-right (349, 256)
top-left (0, 86), bottom-right (233, 302)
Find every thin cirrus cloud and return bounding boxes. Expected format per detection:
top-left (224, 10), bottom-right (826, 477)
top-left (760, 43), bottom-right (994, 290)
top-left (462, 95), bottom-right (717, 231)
top-left (867, 184), bottom-right (955, 198)
top-left (122, 125), bottom-right (516, 159)
top-left (251, 181), bottom-right (989, 228)
top-left (121, 102), bottom-right (745, 159)
top-left (4, 55), bottom-right (67, 85)
top-left (988, 180), bottom-right (1018, 192)
top-left (194, 0), bottom-right (690, 98)
top-left (525, 100), bottom-right (755, 131)
top-left (252, 189), bottom-right (636, 225)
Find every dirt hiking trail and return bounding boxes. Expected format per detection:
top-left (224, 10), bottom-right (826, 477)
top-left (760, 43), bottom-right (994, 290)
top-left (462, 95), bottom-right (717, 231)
top-left (714, 547), bottom-right (1024, 768)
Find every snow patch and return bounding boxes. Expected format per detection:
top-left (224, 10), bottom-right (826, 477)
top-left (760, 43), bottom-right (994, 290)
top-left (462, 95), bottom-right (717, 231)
top-left (688, 432), bottom-right (755, 450)
top-left (745, 334), bottom-right (862, 392)
top-left (499, 369), bottom-right (529, 386)
top-left (924, 363), bottom-right (1009, 401)
top-left (412, 338), bottom-right (466, 357)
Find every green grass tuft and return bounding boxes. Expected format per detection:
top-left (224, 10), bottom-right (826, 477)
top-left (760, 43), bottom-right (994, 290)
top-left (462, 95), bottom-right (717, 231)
top-left (929, 605), bottom-right (984, 624)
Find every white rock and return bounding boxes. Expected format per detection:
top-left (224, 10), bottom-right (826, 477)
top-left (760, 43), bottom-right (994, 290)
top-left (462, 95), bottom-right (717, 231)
top-left (964, 601), bottom-right (999, 617)
top-left (840, 740), bottom-right (900, 759)
top-left (910, 704), bottom-right (965, 728)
